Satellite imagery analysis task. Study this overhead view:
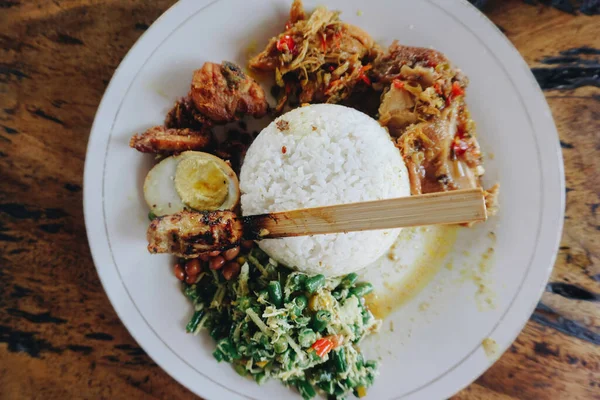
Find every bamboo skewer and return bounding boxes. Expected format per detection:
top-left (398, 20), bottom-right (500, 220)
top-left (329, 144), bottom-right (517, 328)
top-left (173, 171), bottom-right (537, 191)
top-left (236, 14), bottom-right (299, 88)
top-left (244, 188), bottom-right (487, 239)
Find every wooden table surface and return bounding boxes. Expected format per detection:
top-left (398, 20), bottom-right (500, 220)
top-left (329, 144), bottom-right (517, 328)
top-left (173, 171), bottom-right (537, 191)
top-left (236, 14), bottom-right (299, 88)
top-left (1, 1), bottom-right (598, 399)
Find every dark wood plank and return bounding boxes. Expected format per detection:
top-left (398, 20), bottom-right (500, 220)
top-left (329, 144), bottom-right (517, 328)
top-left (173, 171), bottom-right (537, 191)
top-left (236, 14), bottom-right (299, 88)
top-left (0, 1), bottom-right (191, 398)
top-left (454, 1), bottom-right (600, 398)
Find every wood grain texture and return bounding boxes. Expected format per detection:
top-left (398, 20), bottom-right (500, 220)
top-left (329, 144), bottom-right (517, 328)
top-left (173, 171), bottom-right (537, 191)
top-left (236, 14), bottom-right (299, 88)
top-left (253, 189), bottom-right (487, 238)
top-left (0, 0), bottom-right (598, 399)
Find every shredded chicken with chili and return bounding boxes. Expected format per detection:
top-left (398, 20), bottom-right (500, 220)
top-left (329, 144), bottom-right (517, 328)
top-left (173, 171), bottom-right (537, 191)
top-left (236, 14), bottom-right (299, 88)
top-left (249, 0), bottom-right (378, 110)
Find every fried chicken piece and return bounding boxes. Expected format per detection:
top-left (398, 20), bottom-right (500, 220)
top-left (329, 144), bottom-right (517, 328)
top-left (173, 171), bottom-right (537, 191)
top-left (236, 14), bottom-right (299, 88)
top-left (397, 104), bottom-right (459, 195)
top-left (129, 126), bottom-right (211, 155)
top-left (378, 82), bottom-right (418, 131)
top-left (165, 96), bottom-right (212, 131)
top-left (190, 61), bottom-right (268, 123)
top-left (373, 42), bottom-right (489, 197)
top-left (147, 210), bottom-right (244, 257)
top-left (393, 96), bottom-right (485, 195)
top-left (371, 42), bottom-right (452, 85)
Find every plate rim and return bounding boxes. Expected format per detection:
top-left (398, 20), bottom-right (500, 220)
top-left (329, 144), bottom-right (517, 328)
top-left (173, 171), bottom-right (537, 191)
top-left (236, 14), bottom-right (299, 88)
top-left (83, 0), bottom-right (565, 399)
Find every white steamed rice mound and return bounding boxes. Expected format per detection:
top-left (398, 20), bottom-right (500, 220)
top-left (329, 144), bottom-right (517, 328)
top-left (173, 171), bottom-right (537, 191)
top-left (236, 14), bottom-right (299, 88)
top-left (240, 104), bottom-right (410, 276)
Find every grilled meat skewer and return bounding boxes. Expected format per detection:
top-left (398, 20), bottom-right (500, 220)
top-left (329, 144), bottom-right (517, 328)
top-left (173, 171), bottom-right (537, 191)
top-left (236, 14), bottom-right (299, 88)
top-left (147, 211), bottom-right (243, 258)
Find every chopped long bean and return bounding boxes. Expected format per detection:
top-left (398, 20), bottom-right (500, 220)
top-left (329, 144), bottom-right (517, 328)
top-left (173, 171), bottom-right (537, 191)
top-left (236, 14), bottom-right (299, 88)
top-left (332, 348), bottom-right (348, 373)
top-left (304, 274), bottom-right (325, 293)
top-left (292, 295), bottom-right (308, 316)
top-left (268, 281), bottom-right (283, 307)
top-left (181, 247), bottom-right (380, 399)
top-left (350, 282), bottom-right (373, 297)
top-left (340, 273), bottom-right (359, 288)
top-left (311, 310), bottom-right (331, 332)
top-left (185, 308), bottom-right (204, 333)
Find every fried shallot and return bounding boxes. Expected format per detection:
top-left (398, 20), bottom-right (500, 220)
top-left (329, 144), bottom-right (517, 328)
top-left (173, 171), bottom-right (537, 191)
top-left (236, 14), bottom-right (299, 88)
top-left (129, 126), bottom-right (212, 155)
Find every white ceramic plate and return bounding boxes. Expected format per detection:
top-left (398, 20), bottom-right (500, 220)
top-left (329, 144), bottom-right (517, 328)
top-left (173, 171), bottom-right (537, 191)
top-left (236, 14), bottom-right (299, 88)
top-left (84, 0), bottom-right (564, 399)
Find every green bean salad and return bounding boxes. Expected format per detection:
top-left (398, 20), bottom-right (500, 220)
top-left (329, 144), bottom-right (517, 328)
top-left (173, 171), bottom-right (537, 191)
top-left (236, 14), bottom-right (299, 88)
top-left (182, 248), bottom-right (381, 399)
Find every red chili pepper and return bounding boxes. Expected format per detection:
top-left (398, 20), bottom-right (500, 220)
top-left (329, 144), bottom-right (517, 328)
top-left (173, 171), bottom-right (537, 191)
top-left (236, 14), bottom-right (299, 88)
top-left (393, 79), bottom-right (404, 90)
top-left (311, 338), bottom-right (334, 358)
top-left (446, 82), bottom-right (465, 107)
top-left (358, 65), bottom-right (372, 86)
top-left (325, 79), bottom-right (338, 94)
top-left (333, 31), bottom-right (342, 48)
top-left (276, 35), bottom-right (296, 54)
top-left (434, 83), bottom-right (442, 95)
top-left (453, 139), bottom-right (469, 156)
top-left (320, 33), bottom-right (327, 51)
top-left (451, 81), bottom-right (465, 97)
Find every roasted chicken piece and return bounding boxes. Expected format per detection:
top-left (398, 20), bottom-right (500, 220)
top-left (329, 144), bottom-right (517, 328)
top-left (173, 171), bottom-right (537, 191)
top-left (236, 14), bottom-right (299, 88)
top-left (129, 126), bottom-right (212, 155)
top-left (375, 43), bottom-right (497, 214)
top-left (388, 85), bottom-right (485, 195)
top-left (384, 84), bottom-right (484, 195)
top-left (378, 83), bottom-right (418, 131)
top-left (398, 103), bottom-right (469, 194)
top-left (249, 0), bottom-right (378, 107)
top-left (190, 61), bottom-right (268, 123)
top-left (147, 210), bottom-right (243, 258)
top-left (372, 42), bottom-right (469, 106)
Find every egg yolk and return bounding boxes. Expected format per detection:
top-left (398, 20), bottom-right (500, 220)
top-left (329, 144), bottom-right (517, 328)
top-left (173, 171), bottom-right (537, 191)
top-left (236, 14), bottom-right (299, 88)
top-left (174, 158), bottom-right (229, 210)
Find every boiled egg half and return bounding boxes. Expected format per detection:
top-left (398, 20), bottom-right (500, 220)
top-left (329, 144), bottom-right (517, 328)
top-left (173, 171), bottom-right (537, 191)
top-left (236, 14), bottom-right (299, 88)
top-left (144, 151), bottom-right (240, 216)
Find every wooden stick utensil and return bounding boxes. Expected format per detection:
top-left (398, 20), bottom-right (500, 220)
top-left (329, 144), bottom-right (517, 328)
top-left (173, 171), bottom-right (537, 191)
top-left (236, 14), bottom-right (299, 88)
top-left (244, 188), bottom-right (487, 239)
